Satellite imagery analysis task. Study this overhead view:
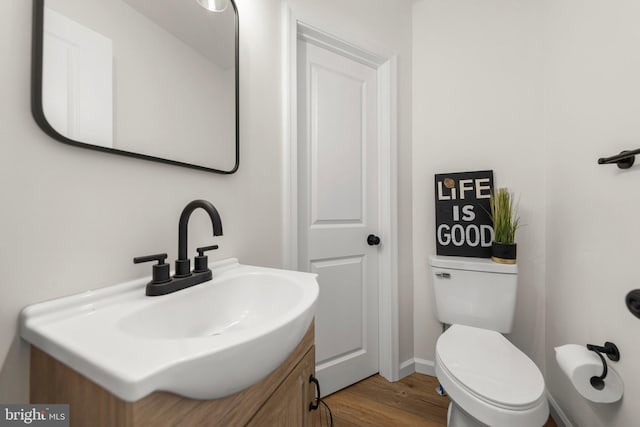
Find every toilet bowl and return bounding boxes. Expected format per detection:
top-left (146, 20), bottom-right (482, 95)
top-left (435, 324), bottom-right (548, 427)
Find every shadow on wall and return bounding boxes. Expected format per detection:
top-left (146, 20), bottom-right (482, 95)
top-left (0, 336), bottom-right (29, 403)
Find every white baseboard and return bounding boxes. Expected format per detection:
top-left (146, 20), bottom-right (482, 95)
top-left (414, 358), bottom-right (436, 376)
top-left (398, 358), bottom-right (414, 379)
top-left (546, 390), bottom-right (573, 427)
top-left (397, 357), bottom-right (436, 379)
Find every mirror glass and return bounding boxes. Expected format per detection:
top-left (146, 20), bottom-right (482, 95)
top-left (33, 0), bottom-right (238, 173)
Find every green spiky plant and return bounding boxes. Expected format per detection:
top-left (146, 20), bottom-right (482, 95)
top-left (490, 188), bottom-right (520, 244)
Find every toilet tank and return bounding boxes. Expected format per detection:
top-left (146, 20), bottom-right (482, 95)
top-left (430, 255), bottom-right (518, 333)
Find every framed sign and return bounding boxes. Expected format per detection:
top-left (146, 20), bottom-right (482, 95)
top-left (435, 170), bottom-right (494, 257)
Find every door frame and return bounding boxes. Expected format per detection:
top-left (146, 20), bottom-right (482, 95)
top-left (281, 3), bottom-right (400, 382)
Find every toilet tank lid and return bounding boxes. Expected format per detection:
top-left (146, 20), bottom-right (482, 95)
top-left (429, 255), bottom-right (517, 274)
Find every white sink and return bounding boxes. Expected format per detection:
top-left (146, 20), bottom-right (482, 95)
top-left (20, 258), bottom-right (318, 402)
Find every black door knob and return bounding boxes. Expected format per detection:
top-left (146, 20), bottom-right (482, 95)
top-left (367, 234), bottom-right (381, 246)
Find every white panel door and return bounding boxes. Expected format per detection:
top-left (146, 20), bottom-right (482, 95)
top-left (297, 38), bottom-right (380, 397)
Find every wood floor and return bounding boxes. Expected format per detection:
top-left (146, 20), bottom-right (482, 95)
top-left (315, 373), bottom-right (557, 427)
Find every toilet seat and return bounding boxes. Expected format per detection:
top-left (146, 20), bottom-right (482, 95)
top-left (435, 324), bottom-right (548, 427)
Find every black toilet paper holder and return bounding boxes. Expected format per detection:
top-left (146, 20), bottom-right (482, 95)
top-left (586, 342), bottom-right (620, 390)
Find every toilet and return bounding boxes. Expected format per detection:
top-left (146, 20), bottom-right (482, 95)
top-left (430, 255), bottom-right (548, 427)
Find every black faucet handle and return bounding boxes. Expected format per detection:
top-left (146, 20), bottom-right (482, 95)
top-left (133, 253), bottom-right (171, 284)
top-left (194, 245), bottom-right (219, 273)
top-left (196, 245), bottom-right (219, 256)
top-left (133, 253), bottom-right (168, 265)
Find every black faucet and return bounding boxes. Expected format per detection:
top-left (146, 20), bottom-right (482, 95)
top-left (134, 200), bottom-right (223, 296)
top-left (175, 199), bottom-right (223, 277)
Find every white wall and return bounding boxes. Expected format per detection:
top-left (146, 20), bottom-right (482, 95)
top-left (544, 1), bottom-right (640, 425)
top-left (412, 0), bottom-right (547, 370)
top-left (0, 0), bottom-right (283, 402)
top-left (287, 0), bottom-right (415, 365)
top-left (18, 2), bottom-right (640, 423)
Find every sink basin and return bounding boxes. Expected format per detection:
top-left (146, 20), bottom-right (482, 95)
top-left (20, 258), bottom-right (318, 402)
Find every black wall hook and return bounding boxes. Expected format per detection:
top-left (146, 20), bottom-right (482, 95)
top-left (598, 148), bottom-right (640, 169)
top-left (626, 289), bottom-right (640, 319)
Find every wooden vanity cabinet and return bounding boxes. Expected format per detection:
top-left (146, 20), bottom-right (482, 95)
top-left (247, 348), bottom-right (315, 426)
top-left (30, 323), bottom-right (318, 426)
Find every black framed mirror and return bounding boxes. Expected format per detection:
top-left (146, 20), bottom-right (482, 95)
top-left (31, 0), bottom-right (239, 174)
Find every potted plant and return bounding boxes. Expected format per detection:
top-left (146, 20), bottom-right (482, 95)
top-left (490, 188), bottom-right (520, 264)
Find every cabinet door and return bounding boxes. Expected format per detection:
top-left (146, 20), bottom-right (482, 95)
top-left (247, 348), bottom-right (315, 426)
